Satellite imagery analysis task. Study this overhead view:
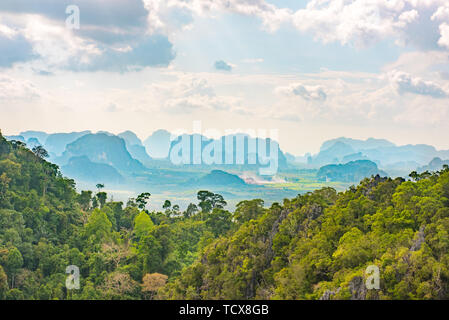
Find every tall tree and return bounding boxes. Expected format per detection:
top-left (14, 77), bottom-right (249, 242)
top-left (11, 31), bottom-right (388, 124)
top-left (136, 192), bottom-right (151, 210)
top-left (6, 247), bottom-right (23, 289)
top-left (142, 273), bottom-right (168, 299)
top-left (184, 203), bottom-right (198, 218)
top-left (134, 211), bottom-right (154, 239)
top-left (85, 208), bottom-right (112, 243)
top-left (32, 146), bottom-right (49, 159)
top-left (96, 192), bottom-right (107, 208)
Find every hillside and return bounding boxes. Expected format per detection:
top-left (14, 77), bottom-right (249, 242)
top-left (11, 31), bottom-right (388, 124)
top-left (160, 169), bottom-right (449, 300)
top-left (418, 158), bottom-right (449, 173)
top-left (0, 130), bottom-right (237, 299)
top-left (44, 131), bottom-right (91, 157)
top-left (118, 131), bottom-right (153, 166)
top-left (57, 133), bottom-right (146, 174)
top-left (317, 160), bottom-right (387, 182)
top-left (194, 170), bottom-right (246, 186)
top-left (0, 131), bottom-right (84, 299)
top-left (309, 137), bottom-right (449, 169)
top-left (61, 156), bottom-right (124, 185)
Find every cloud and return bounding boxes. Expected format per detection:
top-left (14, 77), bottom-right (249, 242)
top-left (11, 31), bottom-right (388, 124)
top-left (78, 35), bottom-right (175, 72)
top-left (438, 23), bottom-right (449, 48)
top-left (382, 50), bottom-right (449, 75)
top-left (290, 0), bottom-right (449, 50)
top-left (0, 24), bottom-right (37, 67)
top-left (164, 95), bottom-right (230, 113)
top-left (214, 60), bottom-right (232, 72)
top-left (0, 0), bottom-right (149, 34)
top-left (0, 74), bottom-right (40, 100)
top-left (0, 0), bottom-right (175, 72)
top-left (144, 0), bottom-right (292, 33)
top-left (242, 58), bottom-right (264, 64)
top-left (143, 75), bottom-right (241, 114)
top-left (139, 1), bottom-right (449, 52)
top-left (4, 0), bottom-right (449, 75)
top-left (7, 0), bottom-right (449, 74)
top-left (388, 70), bottom-right (448, 98)
top-left (275, 83), bottom-right (327, 101)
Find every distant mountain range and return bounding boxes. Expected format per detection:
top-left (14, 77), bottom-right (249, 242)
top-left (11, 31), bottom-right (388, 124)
top-left (319, 137), bottom-right (395, 152)
top-left (168, 133), bottom-right (288, 172)
top-left (418, 157), bottom-right (449, 173)
top-left (5, 129), bottom-right (287, 186)
top-left (5, 131), bottom-right (449, 187)
top-left (307, 137), bottom-right (449, 173)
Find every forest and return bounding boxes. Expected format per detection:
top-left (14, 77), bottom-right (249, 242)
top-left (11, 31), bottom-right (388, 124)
top-left (1, 130), bottom-right (449, 300)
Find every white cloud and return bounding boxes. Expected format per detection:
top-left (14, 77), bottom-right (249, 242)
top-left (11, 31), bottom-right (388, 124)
top-left (431, 3), bottom-right (449, 21)
top-left (143, 0), bottom-right (292, 34)
top-left (275, 83), bottom-right (327, 101)
top-left (438, 23), bottom-right (449, 48)
top-left (20, 15), bottom-right (101, 69)
top-left (393, 98), bottom-right (449, 125)
top-left (0, 74), bottom-right (40, 100)
top-left (0, 23), bottom-right (17, 38)
top-left (291, 0), bottom-right (449, 49)
top-left (0, 2), bottom-right (175, 72)
top-left (398, 9), bottom-right (419, 26)
top-left (242, 58), bottom-right (264, 64)
top-left (5, 0), bottom-right (449, 73)
top-left (387, 70), bottom-right (448, 98)
top-left (142, 74), bottom-right (242, 114)
top-left (382, 50), bottom-right (449, 75)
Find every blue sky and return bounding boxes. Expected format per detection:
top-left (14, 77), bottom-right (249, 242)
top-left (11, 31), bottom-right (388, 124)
top-left (1, 0), bottom-right (449, 155)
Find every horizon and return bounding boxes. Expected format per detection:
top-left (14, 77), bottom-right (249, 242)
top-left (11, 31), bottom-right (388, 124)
top-left (3, 127), bottom-right (449, 158)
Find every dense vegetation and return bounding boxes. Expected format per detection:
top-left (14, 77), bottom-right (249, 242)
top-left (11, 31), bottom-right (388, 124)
top-left (0, 132), bottom-right (232, 299)
top-left (161, 169), bottom-right (449, 300)
top-left (1, 130), bottom-right (449, 300)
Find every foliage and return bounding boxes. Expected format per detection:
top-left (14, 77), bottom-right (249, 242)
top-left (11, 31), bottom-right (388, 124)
top-left (161, 172), bottom-right (449, 300)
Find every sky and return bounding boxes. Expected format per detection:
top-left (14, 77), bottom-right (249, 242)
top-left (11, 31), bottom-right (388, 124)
top-left (1, 0), bottom-right (449, 155)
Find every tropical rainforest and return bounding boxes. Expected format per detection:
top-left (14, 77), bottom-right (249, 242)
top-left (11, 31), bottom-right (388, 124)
top-left (1, 130), bottom-right (449, 300)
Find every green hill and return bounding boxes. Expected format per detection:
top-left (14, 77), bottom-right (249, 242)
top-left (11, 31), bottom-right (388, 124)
top-left (317, 160), bottom-right (387, 182)
top-left (160, 170), bottom-right (449, 300)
